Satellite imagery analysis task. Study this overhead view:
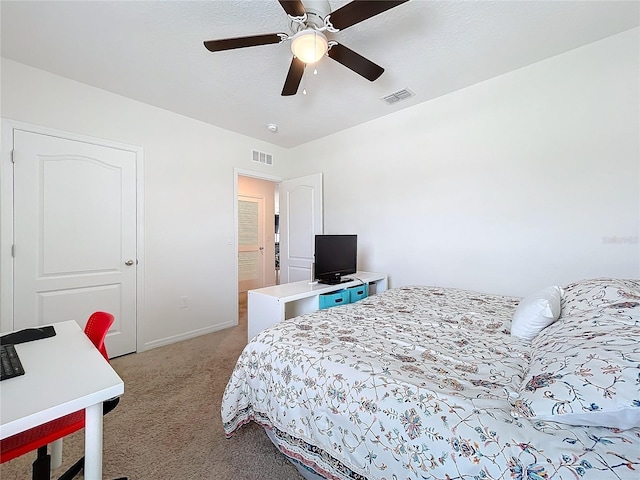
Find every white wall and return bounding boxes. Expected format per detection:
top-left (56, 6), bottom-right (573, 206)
top-left (0, 59), bottom-right (291, 349)
top-left (1, 26), bottom-right (637, 347)
top-left (289, 28), bottom-right (640, 296)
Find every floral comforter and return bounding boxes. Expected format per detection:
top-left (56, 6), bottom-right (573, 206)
top-left (221, 286), bottom-right (640, 479)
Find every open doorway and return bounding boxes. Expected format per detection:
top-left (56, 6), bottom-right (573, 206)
top-left (237, 175), bottom-right (279, 293)
top-left (235, 170), bottom-right (323, 327)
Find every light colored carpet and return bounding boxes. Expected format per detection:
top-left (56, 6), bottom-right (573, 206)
top-left (0, 294), bottom-right (302, 479)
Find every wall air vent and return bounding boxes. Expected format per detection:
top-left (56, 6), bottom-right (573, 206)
top-left (381, 88), bottom-right (415, 105)
top-left (251, 149), bottom-right (273, 166)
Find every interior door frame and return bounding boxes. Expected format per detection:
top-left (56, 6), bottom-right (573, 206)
top-left (0, 119), bottom-right (145, 354)
top-left (233, 168), bottom-right (282, 304)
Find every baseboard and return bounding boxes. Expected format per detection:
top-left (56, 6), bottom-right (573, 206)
top-left (143, 320), bottom-right (237, 351)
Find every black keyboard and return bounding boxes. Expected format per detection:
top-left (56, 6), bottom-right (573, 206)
top-left (1, 344), bottom-right (25, 381)
top-left (0, 326), bottom-right (56, 345)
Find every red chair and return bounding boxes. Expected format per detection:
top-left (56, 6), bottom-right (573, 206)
top-left (0, 312), bottom-right (124, 480)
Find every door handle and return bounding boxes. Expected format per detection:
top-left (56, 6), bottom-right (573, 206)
top-left (125, 259), bottom-right (135, 266)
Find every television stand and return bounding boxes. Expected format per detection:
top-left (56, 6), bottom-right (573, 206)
top-left (247, 271), bottom-right (388, 341)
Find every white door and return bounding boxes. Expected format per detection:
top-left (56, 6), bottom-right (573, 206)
top-left (238, 195), bottom-right (265, 292)
top-left (12, 130), bottom-right (137, 357)
top-left (279, 173), bottom-right (323, 284)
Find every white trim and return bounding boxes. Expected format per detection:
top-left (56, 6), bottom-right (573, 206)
top-left (142, 320), bottom-right (236, 351)
top-left (0, 119), bottom-right (145, 355)
top-left (235, 167), bottom-right (283, 183)
top-left (1, 121), bottom-right (15, 333)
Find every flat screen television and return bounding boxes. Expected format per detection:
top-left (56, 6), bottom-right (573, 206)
top-left (314, 234), bottom-right (357, 285)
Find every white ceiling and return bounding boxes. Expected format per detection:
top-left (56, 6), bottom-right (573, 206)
top-left (1, 1), bottom-right (638, 148)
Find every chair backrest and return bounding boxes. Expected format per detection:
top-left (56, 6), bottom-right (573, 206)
top-left (84, 311), bottom-right (114, 361)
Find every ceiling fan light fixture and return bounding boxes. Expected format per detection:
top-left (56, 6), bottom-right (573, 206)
top-left (290, 29), bottom-right (328, 64)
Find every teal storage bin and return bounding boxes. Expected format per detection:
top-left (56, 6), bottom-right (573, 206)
top-left (348, 284), bottom-right (369, 303)
top-left (319, 290), bottom-right (349, 309)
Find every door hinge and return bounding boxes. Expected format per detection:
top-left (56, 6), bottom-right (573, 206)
top-left (11, 150), bottom-right (15, 163)
top-left (11, 244), bottom-right (15, 257)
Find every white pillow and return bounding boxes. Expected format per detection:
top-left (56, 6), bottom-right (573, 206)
top-left (511, 286), bottom-right (562, 341)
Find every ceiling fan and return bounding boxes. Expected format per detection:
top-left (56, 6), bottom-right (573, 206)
top-left (203, 0), bottom-right (409, 96)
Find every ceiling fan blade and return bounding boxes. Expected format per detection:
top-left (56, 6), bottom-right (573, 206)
top-left (329, 0), bottom-right (409, 30)
top-left (282, 57), bottom-right (305, 96)
top-left (204, 33), bottom-right (285, 52)
top-left (278, 0), bottom-right (306, 17)
top-left (327, 43), bottom-right (384, 81)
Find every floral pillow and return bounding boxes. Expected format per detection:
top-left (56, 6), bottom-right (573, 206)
top-left (561, 277), bottom-right (640, 324)
top-left (512, 309), bottom-right (640, 430)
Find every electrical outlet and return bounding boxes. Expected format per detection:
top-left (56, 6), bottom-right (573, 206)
top-left (179, 296), bottom-right (188, 308)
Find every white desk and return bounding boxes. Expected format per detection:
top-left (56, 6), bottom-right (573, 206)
top-left (248, 271), bottom-right (388, 340)
top-left (0, 320), bottom-right (124, 478)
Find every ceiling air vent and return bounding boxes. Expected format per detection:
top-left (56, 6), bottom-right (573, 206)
top-left (381, 88), bottom-right (415, 105)
top-left (251, 149), bottom-right (273, 166)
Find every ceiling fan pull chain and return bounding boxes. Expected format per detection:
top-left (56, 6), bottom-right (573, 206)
top-left (302, 70), bottom-right (307, 95)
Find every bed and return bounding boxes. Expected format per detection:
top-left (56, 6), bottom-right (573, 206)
top-left (222, 278), bottom-right (640, 479)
